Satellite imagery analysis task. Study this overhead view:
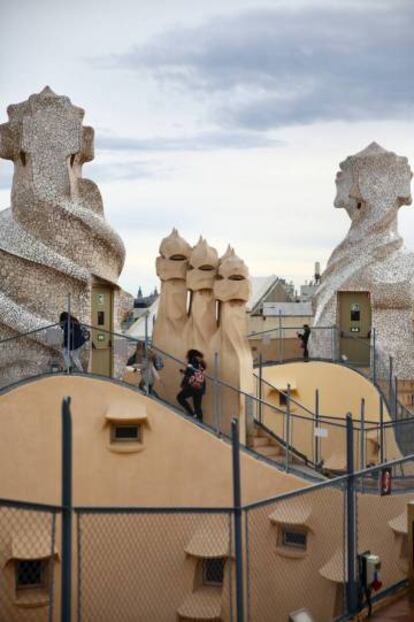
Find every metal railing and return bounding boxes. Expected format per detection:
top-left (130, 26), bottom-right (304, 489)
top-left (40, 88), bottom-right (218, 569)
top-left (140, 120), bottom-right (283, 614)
top-left (2, 319), bottom-right (414, 479)
top-left (249, 322), bottom-right (414, 423)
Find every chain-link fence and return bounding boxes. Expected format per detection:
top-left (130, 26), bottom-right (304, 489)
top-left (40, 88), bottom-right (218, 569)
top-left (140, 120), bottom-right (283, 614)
top-left (76, 508), bottom-right (235, 622)
top-left (0, 499), bottom-right (59, 622)
top-left (2, 453), bottom-right (414, 620)
top-left (354, 457), bottom-right (414, 616)
top-left (245, 481), bottom-right (347, 622)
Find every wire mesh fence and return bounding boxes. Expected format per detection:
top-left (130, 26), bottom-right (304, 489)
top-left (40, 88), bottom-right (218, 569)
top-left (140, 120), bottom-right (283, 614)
top-left (0, 500), bottom-right (58, 622)
top-left (354, 457), bottom-right (414, 614)
top-left (245, 481), bottom-right (348, 622)
top-left (76, 509), bottom-right (235, 622)
top-left (2, 465), bottom-right (414, 621)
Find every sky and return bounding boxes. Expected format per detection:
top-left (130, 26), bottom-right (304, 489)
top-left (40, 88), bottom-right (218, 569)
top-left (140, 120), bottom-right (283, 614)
top-left (1, 0), bottom-right (414, 297)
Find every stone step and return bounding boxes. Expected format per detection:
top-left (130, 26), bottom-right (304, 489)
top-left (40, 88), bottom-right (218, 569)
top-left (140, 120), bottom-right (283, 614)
top-left (255, 445), bottom-right (282, 458)
top-left (252, 427), bottom-right (267, 438)
top-left (251, 436), bottom-right (271, 447)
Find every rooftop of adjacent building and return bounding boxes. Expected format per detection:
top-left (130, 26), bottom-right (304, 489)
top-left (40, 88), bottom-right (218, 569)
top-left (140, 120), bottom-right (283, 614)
top-left (134, 286), bottom-right (158, 309)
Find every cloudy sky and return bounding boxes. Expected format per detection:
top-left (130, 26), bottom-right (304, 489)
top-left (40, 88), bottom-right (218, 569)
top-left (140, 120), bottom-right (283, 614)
top-left (1, 0), bottom-right (414, 296)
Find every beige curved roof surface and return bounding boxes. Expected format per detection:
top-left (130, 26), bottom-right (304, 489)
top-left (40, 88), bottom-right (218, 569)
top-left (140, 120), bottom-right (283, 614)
top-left (388, 512), bottom-right (407, 535)
top-left (184, 526), bottom-right (229, 558)
top-left (269, 503), bottom-right (312, 526)
top-left (177, 588), bottom-right (222, 620)
top-left (319, 549), bottom-right (344, 583)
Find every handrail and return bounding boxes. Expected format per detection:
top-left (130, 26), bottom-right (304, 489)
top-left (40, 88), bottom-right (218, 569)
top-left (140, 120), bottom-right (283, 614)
top-left (254, 372), bottom-right (315, 417)
top-left (254, 418), bottom-right (317, 470)
top-left (4, 319), bottom-right (414, 467)
top-left (243, 451), bottom-right (414, 511)
top-left (0, 496), bottom-right (62, 512)
top-left (0, 322), bottom-right (60, 345)
top-left (248, 325), bottom-right (334, 338)
top-left (254, 372), bottom-right (383, 427)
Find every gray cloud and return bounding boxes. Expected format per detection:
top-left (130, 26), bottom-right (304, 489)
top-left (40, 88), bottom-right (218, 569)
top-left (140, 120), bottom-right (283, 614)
top-left (108, 3), bottom-right (414, 129)
top-left (95, 130), bottom-right (281, 151)
top-left (88, 159), bottom-right (162, 182)
top-left (0, 160), bottom-right (160, 189)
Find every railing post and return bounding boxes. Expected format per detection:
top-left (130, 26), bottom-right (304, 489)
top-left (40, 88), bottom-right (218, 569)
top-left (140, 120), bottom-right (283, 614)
top-left (61, 397), bottom-right (72, 622)
top-left (231, 419), bottom-right (244, 622)
top-left (372, 328), bottom-right (376, 385)
top-left (143, 312), bottom-right (150, 395)
top-left (333, 324), bottom-right (338, 362)
top-left (360, 399), bottom-right (365, 471)
top-left (67, 293), bottom-right (71, 375)
top-left (278, 310), bottom-right (282, 363)
top-left (315, 389), bottom-right (320, 465)
top-left (394, 375), bottom-right (398, 420)
top-left (258, 353), bottom-right (263, 424)
top-left (285, 384), bottom-right (291, 473)
top-left (389, 356), bottom-right (393, 412)
top-left (379, 396), bottom-right (384, 463)
top-left (346, 413), bottom-right (358, 615)
top-left (214, 352), bottom-right (220, 435)
top-left (144, 312), bottom-right (149, 352)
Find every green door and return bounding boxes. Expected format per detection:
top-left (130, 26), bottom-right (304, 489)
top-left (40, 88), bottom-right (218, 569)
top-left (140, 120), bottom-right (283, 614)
top-left (338, 291), bottom-right (371, 366)
top-left (91, 285), bottom-right (113, 376)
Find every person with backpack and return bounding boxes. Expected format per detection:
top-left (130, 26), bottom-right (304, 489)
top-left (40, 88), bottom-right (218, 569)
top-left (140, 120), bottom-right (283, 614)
top-left (177, 349), bottom-right (206, 421)
top-left (297, 324), bottom-right (311, 362)
top-left (59, 312), bottom-right (89, 372)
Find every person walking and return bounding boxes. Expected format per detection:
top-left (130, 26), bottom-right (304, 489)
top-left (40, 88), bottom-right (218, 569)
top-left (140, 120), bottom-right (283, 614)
top-left (139, 349), bottom-right (163, 397)
top-left (59, 312), bottom-right (88, 372)
top-left (297, 324), bottom-right (311, 362)
top-left (177, 349), bottom-right (206, 421)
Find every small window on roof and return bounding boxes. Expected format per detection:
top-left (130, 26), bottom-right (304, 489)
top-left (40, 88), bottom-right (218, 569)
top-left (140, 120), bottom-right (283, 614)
top-left (280, 528), bottom-right (307, 550)
top-left (15, 559), bottom-right (47, 590)
top-left (202, 558), bottom-right (225, 586)
top-left (279, 392), bottom-right (287, 406)
top-left (110, 423), bottom-right (142, 444)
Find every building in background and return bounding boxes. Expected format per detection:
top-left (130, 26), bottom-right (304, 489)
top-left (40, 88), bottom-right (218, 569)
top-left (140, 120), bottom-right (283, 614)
top-left (123, 286), bottom-right (159, 331)
top-left (133, 286), bottom-right (159, 320)
top-left (248, 275), bottom-right (295, 317)
top-left (247, 274), bottom-right (316, 363)
top-left (125, 296), bottom-right (159, 340)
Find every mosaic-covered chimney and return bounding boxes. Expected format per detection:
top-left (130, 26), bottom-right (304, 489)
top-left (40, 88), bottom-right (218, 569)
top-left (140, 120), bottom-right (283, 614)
top-left (311, 142), bottom-right (414, 379)
top-left (0, 87), bottom-right (132, 384)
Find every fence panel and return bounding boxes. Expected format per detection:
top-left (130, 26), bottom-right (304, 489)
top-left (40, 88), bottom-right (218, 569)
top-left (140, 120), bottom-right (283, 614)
top-left (245, 482), bottom-right (347, 622)
top-left (354, 458), bottom-right (414, 614)
top-left (0, 501), bottom-right (58, 622)
top-left (77, 509), bottom-right (235, 622)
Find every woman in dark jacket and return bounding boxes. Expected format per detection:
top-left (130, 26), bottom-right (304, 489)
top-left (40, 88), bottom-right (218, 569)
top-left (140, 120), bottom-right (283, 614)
top-left (177, 349), bottom-right (206, 421)
top-left (59, 312), bottom-right (87, 372)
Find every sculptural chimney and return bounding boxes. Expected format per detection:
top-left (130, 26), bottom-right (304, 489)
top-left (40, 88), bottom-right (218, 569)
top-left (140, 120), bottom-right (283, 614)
top-left (311, 142), bottom-right (414, 380)
top-left (0, 87), bottom-right (132, 384)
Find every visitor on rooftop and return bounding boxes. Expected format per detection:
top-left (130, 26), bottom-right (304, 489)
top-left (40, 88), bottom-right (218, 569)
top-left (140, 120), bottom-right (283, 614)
top-left (297, 324), bottom-right (311, 362)
top-left (59, 312), bottom-right (89, 372)
top-left (177, 349), bottom-right (206, 421)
